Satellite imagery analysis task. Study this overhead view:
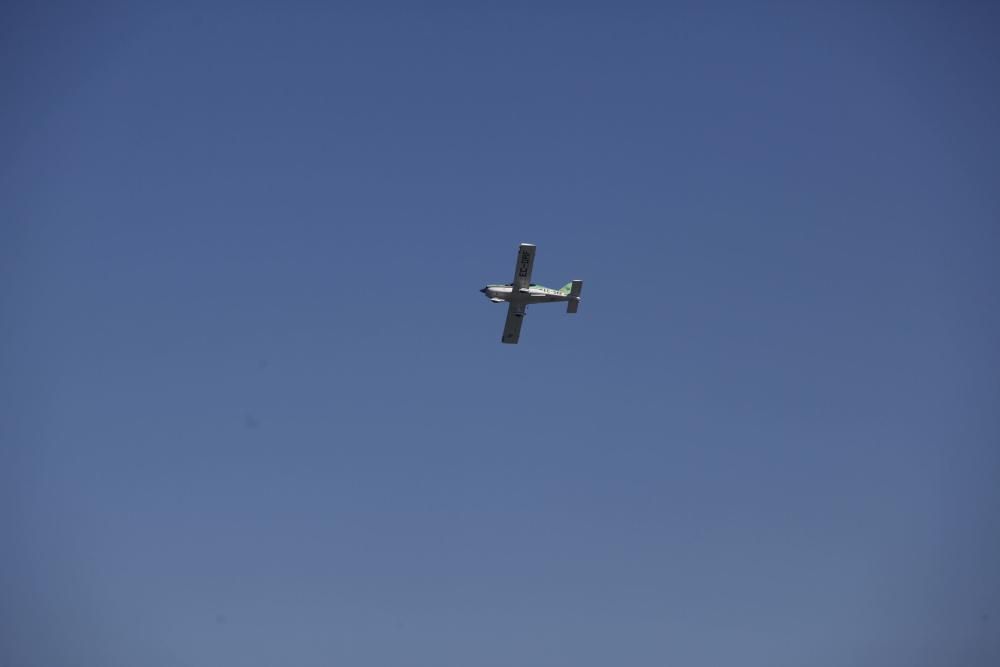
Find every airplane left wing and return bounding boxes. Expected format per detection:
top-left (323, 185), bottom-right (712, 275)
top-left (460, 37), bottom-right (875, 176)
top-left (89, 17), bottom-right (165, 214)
top-left (512, 243), bottom-right (536, 290)
top-left (501, 303), bottom-right (526, 344)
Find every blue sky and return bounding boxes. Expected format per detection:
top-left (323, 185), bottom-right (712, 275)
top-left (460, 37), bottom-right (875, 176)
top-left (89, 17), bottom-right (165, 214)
top-left (2, 2), bottom-right (999, 665)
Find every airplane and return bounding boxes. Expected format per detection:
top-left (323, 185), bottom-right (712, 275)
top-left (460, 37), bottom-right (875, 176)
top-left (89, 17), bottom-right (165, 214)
top-left (480, 243), bottom-right (583, 344)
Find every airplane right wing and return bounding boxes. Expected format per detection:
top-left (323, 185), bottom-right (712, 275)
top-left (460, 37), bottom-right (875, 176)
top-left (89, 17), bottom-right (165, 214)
top-left (501, 302), bottom-right (526, 344)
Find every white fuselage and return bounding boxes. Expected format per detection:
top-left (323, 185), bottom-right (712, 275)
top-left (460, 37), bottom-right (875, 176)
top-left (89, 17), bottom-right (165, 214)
top-left (481, 284), bottom-right (569, 304)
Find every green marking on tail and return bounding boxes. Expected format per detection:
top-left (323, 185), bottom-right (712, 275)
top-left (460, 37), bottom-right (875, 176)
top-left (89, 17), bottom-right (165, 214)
top-left (559, 282), bottom-right (573, 295)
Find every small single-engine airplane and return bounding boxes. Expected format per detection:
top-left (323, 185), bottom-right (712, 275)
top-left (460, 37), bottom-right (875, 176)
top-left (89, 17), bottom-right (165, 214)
top-left (480, 243), bottom-right (583, 344)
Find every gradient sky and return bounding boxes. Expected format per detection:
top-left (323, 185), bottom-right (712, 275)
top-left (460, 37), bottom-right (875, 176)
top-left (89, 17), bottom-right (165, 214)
top-left (2, 2), bottom-right (999, 666)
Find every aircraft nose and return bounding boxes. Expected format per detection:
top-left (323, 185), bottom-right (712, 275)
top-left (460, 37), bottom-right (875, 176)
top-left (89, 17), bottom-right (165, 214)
top-left (480, 287), bottom-right (487, 294)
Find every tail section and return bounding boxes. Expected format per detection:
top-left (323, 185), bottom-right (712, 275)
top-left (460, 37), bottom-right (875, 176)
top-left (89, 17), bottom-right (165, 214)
top-left (565, 280), bottom-right (582, 313)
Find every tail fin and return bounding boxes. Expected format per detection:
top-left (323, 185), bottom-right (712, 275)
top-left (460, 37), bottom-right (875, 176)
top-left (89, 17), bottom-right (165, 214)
top-left (566, 280), bottom-right (582, 313)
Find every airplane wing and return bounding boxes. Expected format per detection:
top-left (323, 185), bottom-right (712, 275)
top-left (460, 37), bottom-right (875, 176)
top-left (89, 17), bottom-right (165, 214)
top-left (501, 302), bottom-right (526, 344)
top-left (512, 243), bottom-right (536, 290)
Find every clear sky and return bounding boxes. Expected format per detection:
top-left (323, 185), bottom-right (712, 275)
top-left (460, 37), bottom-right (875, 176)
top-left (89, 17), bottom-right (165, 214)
top-left (2, 2), bottom-right (999, 665)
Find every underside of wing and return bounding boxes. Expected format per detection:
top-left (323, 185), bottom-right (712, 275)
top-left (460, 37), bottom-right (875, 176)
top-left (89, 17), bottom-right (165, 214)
top-left (501, 303), bottom-right (526, 344)
top-left (512, 243), bottom-right (536, 290)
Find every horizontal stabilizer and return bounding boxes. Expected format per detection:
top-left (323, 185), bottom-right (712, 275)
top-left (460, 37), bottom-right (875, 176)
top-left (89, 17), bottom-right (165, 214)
top-left (566, 280), bottom-right (582, 313)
